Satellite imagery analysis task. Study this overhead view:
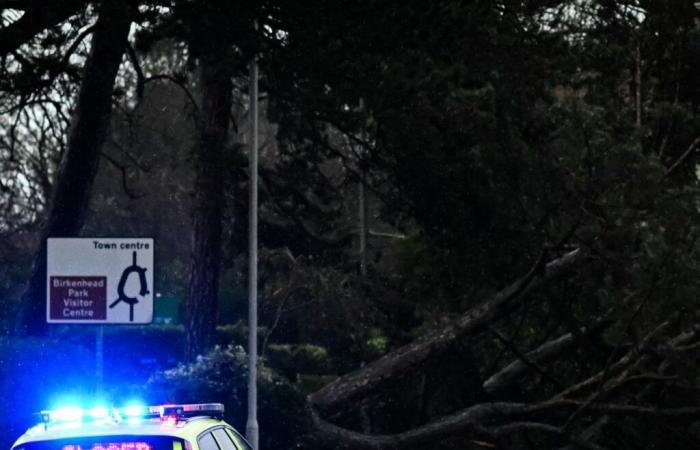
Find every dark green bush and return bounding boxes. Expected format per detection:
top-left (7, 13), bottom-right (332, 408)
top-left (266, 343), bottom-right (333, 380)
top-left (148, 344), bottom-right (321, 450)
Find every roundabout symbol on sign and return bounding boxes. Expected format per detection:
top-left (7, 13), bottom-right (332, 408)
top-left (109, 251), bottom-right (150, 322)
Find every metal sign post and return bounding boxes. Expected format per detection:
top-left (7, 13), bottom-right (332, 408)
top-left (96, 325), bottom-right (104, 396)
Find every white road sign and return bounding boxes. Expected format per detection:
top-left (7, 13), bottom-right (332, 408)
top-left (47, 238), bottom-right (154, 324)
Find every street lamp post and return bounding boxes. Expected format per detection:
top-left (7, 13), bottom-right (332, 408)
top-left (246, 48), bottom-right (260, 450)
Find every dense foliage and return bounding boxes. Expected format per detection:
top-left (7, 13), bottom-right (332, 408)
top-left (1, 1), bottom-right (700, 449)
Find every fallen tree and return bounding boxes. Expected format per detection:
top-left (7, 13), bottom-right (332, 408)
top-left (309, 248), bottom-right (583, 418)
top-left (308, 249), bottom-right (700, 449)
top-left (312, 398), bottom-right (700, 450)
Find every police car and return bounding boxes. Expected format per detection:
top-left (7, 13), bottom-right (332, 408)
top-left (11, 404), bottom-right (252, 450)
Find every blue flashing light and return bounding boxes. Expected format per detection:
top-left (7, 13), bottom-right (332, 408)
top-left (51, 407), bottom-right (83, 423)
top-left (122, 405), bottom-right (145, 418)
top-left (89, 406), bottom-right (110, 420)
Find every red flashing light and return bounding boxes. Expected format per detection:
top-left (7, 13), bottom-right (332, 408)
top-left (161, 416), bottom-right (178, 427)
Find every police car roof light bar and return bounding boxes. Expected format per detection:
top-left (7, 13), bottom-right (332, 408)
top-left (147, 404), bottom-right (225, 421)
top-left (39, 403), bottom-right (225, 427)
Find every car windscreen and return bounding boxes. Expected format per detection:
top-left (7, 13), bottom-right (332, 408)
top-left (12, 435), bottom-right (185, 450)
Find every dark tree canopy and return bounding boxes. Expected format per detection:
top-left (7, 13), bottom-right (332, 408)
top-left (1, 1), bottom-right (700, 449)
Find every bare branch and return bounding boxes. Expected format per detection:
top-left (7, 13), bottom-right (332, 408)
top-left (555, 319), bottom-right (671, 401)
top-left (100, 151), bottom-right (145, 200)
top-left (484, 319), bottom-right (611, 394)
top-left (126, 44), bottom-right (146, 99)
top-left (0, 0), bottom-right (87, 56)
top-left (369, 229), bottom-right (407, 239)
top-left (57, 24), bottom-right (96, 69)
top-left (666, 136), bottom-right (700, 176)
top-left (489, 328), bottom-right (565, 391)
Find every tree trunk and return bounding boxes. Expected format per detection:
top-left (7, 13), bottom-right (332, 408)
top-left (15, 0), bottom-right (134, 336)
top-left (635, 42), bottom-right (642, 129)
top-left (184, 47), bottom-right (233, 361)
